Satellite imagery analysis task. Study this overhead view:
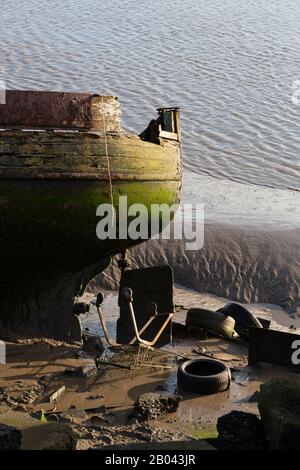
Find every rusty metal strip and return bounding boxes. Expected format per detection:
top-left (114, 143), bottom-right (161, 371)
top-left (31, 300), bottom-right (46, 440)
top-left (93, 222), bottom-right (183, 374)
top-left (0, 91), bottom-right (121, 131)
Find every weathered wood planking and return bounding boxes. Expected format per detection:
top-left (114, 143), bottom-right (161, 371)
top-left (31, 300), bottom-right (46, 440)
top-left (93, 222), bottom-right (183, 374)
top-left (0, 132), bottom-right (181, 180)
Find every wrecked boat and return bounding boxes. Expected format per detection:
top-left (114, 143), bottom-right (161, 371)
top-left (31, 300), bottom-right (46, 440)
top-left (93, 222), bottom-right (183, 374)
top-left (0, 91), bottom-right (182, 342)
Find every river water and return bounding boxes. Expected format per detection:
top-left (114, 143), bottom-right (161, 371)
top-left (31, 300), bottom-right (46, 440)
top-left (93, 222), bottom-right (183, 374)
top-left (1, 0), bottom-right (299, 192)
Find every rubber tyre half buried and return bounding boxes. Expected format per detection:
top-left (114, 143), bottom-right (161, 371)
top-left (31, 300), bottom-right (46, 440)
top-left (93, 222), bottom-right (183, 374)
top-left (177, 359), bottom-right (231, 395)
top-left (186, 308), bottom-right (235, 338)
top-left (217, 303), bottom-right (262, 341)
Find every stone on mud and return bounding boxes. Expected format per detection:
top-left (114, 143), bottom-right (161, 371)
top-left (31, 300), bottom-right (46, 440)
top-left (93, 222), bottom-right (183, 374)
top-left (0, 423), bottom-right (21, 450)
top-left (258, 377), bottom-right (300, 449)
top-left (0, 411), bottom-right (77, 450)
top-left (0, 381), bottom-right (42, 411)
top-left (58, 408), bottom-right (89, 425)
top-left (217, 411), bottom-right (267, 450)
top-left (134, 392), bottom-right (181, 422)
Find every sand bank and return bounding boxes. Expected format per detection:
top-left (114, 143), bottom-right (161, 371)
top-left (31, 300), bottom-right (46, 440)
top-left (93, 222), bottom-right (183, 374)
top-left (89, 225), bottom-right (300, 314)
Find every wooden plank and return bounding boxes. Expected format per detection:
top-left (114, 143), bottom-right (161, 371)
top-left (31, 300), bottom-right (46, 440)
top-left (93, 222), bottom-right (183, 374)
top-left (0, 133), bottom-right (181, 181)
top-left (49, 385), bottom-right (66, 403)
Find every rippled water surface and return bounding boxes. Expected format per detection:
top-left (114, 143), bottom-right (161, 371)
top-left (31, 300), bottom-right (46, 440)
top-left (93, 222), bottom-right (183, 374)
top-left (1, 0), bottom-right (299, 190)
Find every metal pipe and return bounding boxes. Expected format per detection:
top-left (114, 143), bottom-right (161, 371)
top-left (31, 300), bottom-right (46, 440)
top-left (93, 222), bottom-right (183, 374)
top-left (96, 304), bottom-right (121, 347)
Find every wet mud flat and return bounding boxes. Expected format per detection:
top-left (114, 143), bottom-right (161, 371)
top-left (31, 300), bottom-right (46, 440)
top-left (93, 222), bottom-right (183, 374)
top-left (0, 288), bottom-right (299, 450)
top-left (92, 224), bottom-right (300, 318)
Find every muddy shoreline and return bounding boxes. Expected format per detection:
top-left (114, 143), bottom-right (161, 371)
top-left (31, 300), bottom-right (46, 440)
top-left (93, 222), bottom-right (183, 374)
top-left (1, 298), bottom-right (299, 450)
top-left (88, 223), bottom-right (300, 316)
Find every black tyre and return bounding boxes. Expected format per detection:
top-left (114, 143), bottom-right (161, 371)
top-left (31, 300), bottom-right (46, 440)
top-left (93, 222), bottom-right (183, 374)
top-left (186, 308), bottom-right (235, 338)
top-left (177, 359), bottom-right (231, 395)
top-left (217, 303), bottom-right (262, 340)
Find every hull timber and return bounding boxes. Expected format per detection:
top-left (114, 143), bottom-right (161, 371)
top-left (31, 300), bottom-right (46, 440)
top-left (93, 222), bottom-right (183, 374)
top-left (0, 92), bottom-right (182, 342)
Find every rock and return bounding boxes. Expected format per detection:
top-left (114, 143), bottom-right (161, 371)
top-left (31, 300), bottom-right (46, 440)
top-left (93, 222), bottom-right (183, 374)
top-left (32, 423), bottom-right (77, 450)
top-left (88, 415), bottom-right (105, 426)
top-left (59, 408), bottom-right (88, 424)
top-left (258, 377), bottom-right (300, 449)
top-left (134, 392), bottom-right (181, 422)
top-left (82, 336), bottom-right (104, 354)
top-left (0, 423), bottom-right (21, 449)
top-left (90, 412), bottom-right (115, 425)
top-left (217, 411), bottom-right (267, 450)
top-left (0, 411), bottom-right (77, 450)
top-left (0, 381), bottom-right (42, 411)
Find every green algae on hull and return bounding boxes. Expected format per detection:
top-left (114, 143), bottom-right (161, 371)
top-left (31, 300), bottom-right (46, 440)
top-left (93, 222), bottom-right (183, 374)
top-left (1, 179), bottom-right (181, 276)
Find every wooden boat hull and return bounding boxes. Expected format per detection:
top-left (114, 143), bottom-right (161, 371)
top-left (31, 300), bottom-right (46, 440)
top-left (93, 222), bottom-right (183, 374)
top-left (0, 132), bottom-right (181, 274)
top-left (0, 129), bottom-right (182, 341)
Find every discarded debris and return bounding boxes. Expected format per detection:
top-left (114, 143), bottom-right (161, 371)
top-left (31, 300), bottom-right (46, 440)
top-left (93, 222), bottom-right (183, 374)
top-left (217, 303), bottom-right (262, 340)
top-left (96, 359), bottom-right (131, 370)
top-left (192, 346), bottom-right (241, 363)
top-left (98, 344), bottom-right (175, 371)
top-left (80, 360), bottom-right (98, 378)
top-left (117, 266), bottom-right (174, 347)
top-left (134, 392), bottom-right (182, 422)
top-left (258, 318), bottom-right (271, 329)
top-left (177, 359), bottom-right (231, 395)
top-left (40, 410), bottom-right (47, 423)
top-left (192, 348), bottom-right (217, 360)
top-left (186, 308), bottom-right (235, 338)
top-left (49, 386), bottom-right (66, 403)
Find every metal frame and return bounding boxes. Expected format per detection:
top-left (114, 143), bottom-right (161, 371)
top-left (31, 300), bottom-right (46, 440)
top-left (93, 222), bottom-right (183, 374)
top-left (96, 287), bottom-right (173, 348)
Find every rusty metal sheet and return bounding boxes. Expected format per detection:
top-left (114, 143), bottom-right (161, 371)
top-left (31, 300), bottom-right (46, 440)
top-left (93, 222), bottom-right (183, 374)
top-left (0, 90), bottom-right (121, 131)
top-left (248, 327), bottom-right (300, 369)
